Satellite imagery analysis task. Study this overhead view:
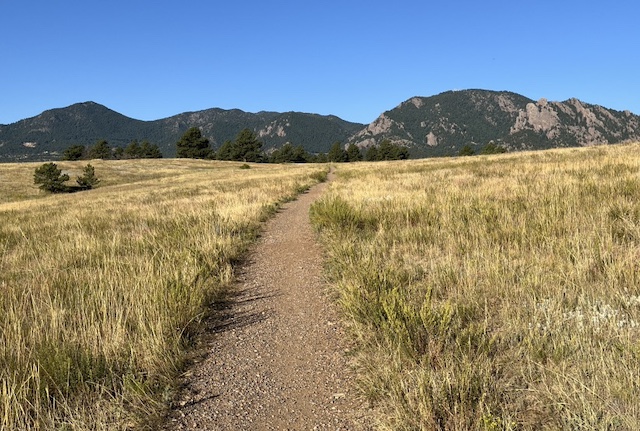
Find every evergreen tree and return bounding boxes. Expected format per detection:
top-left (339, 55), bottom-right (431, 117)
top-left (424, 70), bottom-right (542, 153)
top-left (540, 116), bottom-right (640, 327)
top-left (88, 140), bottom-right (111, 159)
top-left (61, 145), bottom-right (86, 161)
top-left (270, 143), bottom-right (310, 163)
top-left (76, 164), bottom-right (100, 190)
top-left (140, 140), bottom-right (163, 158)
top-left (310, 153), bottom-right (328, 163)
top-left (234, 128), bottom-right (263, 162)
top-left (215, 129), bottom-right (264, 162)
top-left (365, 146), bottom-right (379, 161)
top-left (345, 144), bottom-right (363, 162)
top-left (480, 141), bottom-right (507, 155)
top-left (327, 141), bottom-right (347, 162)
top-left (292, 145), bottom-right (308, 163)
top-left (378, 139), bottom-right (409, 160)
top-left (124, 140), bottom-right (142, 158)
top-left (176, 127), bottom-right (211, 159)
top-left (113, 147), bottom-right (124, 159)
top-left (33, 163), bottom-right (69, 193)
top-left (458, 144), bottom-right (475, 156)
top-left (215, 140), bottom-right (234, 161)
top-left (121, 140), bottom-right (162, 159)
top-left (362, 140), bottom-right (409, 161)
top-left (270, 143), bottom-right (294, 163)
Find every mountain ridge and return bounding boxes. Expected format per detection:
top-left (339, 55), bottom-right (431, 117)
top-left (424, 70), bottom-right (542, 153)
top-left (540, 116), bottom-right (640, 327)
top-left (0, 102), bottom-right (364, 161)
top-left (2, 90), bottom-right (639, 161)
top-left (349, 90), bottom-right (640, 157)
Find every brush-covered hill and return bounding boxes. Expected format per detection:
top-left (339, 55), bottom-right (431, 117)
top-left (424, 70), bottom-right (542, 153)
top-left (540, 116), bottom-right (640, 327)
top-left (163, 109), bottom-right (363, 155)
top-left (0, 103), bottom-right (364, 161)
top-left (3, 90), bottom-right (639, 161)
top-left (348, 90), bottom-right (640, 157)
top-left (0, 102), bottom-right (152, 161)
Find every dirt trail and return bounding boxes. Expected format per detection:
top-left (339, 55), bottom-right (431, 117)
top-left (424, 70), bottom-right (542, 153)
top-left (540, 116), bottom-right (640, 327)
top-left (163, 175), bottom-right (374, 430)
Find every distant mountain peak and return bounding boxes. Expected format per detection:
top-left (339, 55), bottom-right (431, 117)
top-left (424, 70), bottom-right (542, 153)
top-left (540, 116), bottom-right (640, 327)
top-left (348, 89), bottom-right (640, 157)
top-left (0, 103), bottom-right (363, 162)
top-left (1, 90), bottom-right (639, 162)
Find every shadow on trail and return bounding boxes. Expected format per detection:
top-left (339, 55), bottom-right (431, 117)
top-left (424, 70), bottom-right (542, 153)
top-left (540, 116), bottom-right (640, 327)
top-left (206, 288), bottom-right (275, 334)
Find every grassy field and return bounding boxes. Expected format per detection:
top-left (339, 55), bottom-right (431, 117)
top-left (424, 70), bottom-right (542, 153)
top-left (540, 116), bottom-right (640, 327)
top-left (311, 143), bottom-right (640, 430)
top-left (5, 145), bottom-right (640, 430)
top-left (0, 159), bottom-right (327, 430)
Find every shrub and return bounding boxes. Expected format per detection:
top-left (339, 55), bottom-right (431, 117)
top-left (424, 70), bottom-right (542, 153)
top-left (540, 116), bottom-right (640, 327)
top-left (458, 144), bottom-right (475, 156)
top-left (480, 141), bottom-right (507, 155)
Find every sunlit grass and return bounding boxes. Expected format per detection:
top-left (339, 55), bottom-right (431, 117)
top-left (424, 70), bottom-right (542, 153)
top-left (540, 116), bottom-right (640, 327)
top-left (0, 159), bottom-right (327, 430)
top-left (311, 143), bottom-right (640, 430)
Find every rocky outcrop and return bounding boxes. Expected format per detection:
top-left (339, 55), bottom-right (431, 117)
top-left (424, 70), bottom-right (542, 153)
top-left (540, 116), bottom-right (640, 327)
top-left (511, 99), bottom-right (561, 138)
top-left (347, 90), bottom-right (640, 156)
top-left (508, 97), bottom-right (640, 147)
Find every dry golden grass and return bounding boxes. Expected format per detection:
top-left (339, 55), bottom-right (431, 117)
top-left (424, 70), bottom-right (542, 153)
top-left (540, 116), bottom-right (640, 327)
top-left (311, 143), bottom-right (640, 430)
top-left (0, 159), bottom-right (327, 430)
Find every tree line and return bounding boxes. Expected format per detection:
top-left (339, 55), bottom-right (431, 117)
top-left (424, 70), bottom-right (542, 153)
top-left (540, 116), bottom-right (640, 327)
top-left (58, 128), bottom-right (413, 164)
top-left (34, 163), bottom-right (100, 193)
top-left (457, 141), bottom-right (508, 157)
top-left (62, 140), bottom-right (163, 161)
top-left (176, 127), bottom-right (410, 163)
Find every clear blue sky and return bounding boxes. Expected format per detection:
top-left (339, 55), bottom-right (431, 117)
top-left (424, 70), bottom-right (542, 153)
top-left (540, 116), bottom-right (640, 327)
top-left (1, 0), bottom-right (638, 125)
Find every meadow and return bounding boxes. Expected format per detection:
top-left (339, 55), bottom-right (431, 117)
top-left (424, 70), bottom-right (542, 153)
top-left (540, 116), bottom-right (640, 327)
top-left (311, 143), bottom-right (640, 430)
top-left (0, 159), bottom-right (327, 430)
top-left (4, 144), bottom-right (640, 430)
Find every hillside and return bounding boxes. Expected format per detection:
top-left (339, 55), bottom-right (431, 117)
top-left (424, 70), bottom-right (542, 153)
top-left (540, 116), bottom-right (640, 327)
top-left (0, 103), bottom-right (152, 161)
top-left (2, 90), bottom-right (640, 161)
top-left (349, 90), bottom-right (640, 157)
top-left (0, 103), bottom-right (363, 161)
top-left (163, 109), bottom-right (363, 155)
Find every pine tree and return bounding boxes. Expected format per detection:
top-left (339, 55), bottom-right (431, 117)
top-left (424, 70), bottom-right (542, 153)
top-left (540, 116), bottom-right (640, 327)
top-left (124, 140), bottom-right (142, 159)
top-left (88, 140), bottom-right (111, 159)
top-left (365, 146), bottom-right (379, 161)
top-left (76, 164), bottom-right (100, 190)
top-left (327, 141), bottom-right (347, 162)
top-left (61, 145), bottom-right (86, 161)
top-left (345, 144), bottom-right (362, 162)
top-left (215, 140), bottom-right (234, 161)
top-left (234, 128), bottom-right (263, 162)
top-left (140, 140), bottom-right (163, 158)
top-left (176, 127), bottom-right (211, 159)
top-left (458, 144), bottom-right (475, 156)
top-left (33, 163), bottom-right (69, 193)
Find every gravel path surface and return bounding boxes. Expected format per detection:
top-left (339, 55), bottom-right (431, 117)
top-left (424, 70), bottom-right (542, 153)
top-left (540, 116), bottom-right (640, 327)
top-left (163, 176), bottom-right (374, 430)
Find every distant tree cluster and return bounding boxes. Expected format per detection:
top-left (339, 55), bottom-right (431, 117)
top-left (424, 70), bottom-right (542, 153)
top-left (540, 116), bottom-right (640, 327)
top-left (175, 127), bottom-right (315, 163)
top-left (175, 127), bottom-right (413, 164)
top-left (216, 128), bottom-right (264, 162)
top-left (176, 128), bottom-right (212, 159)
top-left (458, 144), bottom-right (475, 157)
top-left (320, 141), bottom-right (364, 162)
top-left (458, 141), bottom-right (508, 157)
top-left (269, 143), bottom-right (309, 163)
top-left (480, 141), bottom-right (507, 155)
top-left (62, 139), bottom-right (163, 161)
top-left (34, 163), bottom-right (100, 193)
top-left (175, 127), bottom-right (267, 162)
top-left (115, 140), bottom-right (163, 159)
top-left (364, 139), bottom-right (410, 161)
